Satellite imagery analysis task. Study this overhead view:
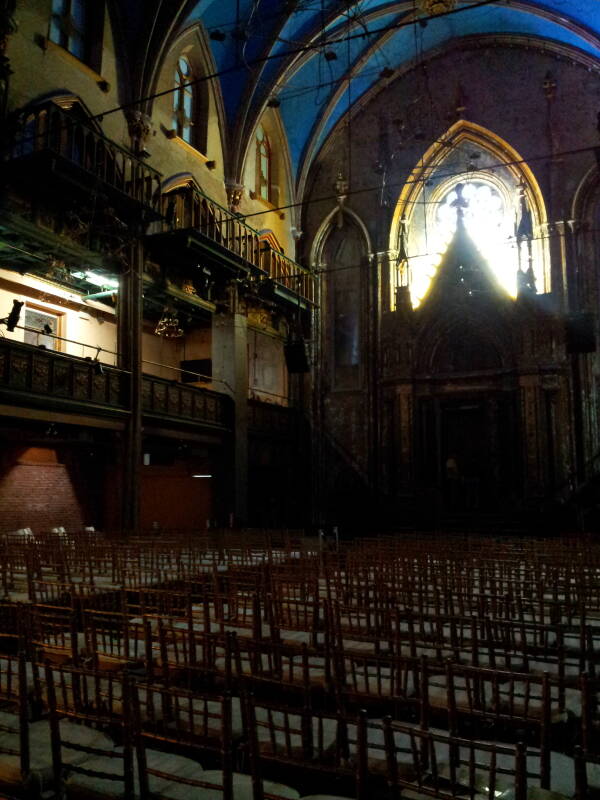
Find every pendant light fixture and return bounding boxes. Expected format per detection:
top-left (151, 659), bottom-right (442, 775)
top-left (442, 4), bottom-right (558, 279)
top-left (155, 306), bottom-right (184, 338)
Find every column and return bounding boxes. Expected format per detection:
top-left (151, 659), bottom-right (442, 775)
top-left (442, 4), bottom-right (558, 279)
top-left (212, 310), bottom-right (248, 525)
top-left (117, 239), bottom-right (143, 534)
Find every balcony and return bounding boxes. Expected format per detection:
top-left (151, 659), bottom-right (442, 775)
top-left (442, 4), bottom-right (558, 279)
top-left (0, 339), bottom-right (232, 432)
top-left (0, 338), bottom-right (127, 418)
top-left (147, 185), bottom-right (315, 307)
top-left (142, 374), bottom-right (232, 431)
top-left (3, 102), bottom-right (162, 219)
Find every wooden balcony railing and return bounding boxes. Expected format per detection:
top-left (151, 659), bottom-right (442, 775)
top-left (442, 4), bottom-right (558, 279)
top-left (0, 339), bottom-right (126, 410)
top-left (5, 103), bottom-right (162, 215)
top-left (0, 339), bottom-right (232, 431)
top-left (157, 186), bottom-right (315, 305)
top-left (142, 374), bottom-right (232, 429)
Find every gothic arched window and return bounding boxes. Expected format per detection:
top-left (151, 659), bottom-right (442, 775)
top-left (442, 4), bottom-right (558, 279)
top-left (409, 175), bottom-right (540, 305)
top-left (173, 56), bottom-right (194, 144)
top-left (256, 125), bottom-right (271, 202)
top-left (390, 122), bottom-right (549, 309)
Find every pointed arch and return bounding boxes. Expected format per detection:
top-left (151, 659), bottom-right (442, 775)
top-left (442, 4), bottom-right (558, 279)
top-left (311, 207), bottom-right (371, 391)
top-left (389, 120), bottom-right (550, 307)
top-left (310, 205), bottom-right (372, 269)
top-left (390, 120), bottom-right (547, 249)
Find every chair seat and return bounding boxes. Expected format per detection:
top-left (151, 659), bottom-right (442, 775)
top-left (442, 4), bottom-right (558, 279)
top-left (0, 719), bottom-right (116, 795)
top-left (65, 747), bottom-right (173, 799)
top-left (158, 770), bottom-right (300, 800)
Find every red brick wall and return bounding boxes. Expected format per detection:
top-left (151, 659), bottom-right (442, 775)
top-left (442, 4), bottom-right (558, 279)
top-left (0, 447), bottom-right (87, 533)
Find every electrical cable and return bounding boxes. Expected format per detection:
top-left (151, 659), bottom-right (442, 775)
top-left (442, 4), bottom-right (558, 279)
top-left (238, 141), bottom-right (600, 221)
top-left (1, 0), bottom-right (501, 154)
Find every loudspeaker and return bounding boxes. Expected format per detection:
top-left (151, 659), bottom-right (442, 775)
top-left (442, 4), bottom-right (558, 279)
top-left (566, 313), bottom-right (596, 354)
top-left (180, 359), bottom-right (212, 383)
top-left (284, 339), bottom-right (310, 373)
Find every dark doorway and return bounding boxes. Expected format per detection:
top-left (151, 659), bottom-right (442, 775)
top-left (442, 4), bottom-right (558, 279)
top-left (417, 392), bottom-right (519, 512)
top-left (442, 400), bottom-right (487, 510)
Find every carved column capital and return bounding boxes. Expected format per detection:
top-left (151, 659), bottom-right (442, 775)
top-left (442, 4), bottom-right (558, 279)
top-left (125, 110), bottom-right (152, 156)
top-left (225, 180), bottom-right (244, 212)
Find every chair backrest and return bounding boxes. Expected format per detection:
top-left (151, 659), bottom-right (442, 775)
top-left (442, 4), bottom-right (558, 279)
top-left (244, 693), bottom-right (354, 789)
top-left (131, 681), bottom-right (234, 800)
top-left (381, 717), bottom-right (530, 800)
top-left (44, 661), bottom-right (134, 796)
top-left (0, 652), bottom-right (30, 785)
top-left (83, 608), bottom-right (151, 671)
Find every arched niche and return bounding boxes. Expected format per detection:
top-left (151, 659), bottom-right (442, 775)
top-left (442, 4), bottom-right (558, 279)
top-left (572, 166), bottom-right (600, 314)
top-left (390, 121), bottom-right (550, 309)
top-left (415, 302), bottom-right (513, 374)
top-left (312, 207), bottom-right (371, 390)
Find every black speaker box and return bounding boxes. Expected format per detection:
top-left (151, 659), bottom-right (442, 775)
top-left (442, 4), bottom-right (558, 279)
top-left (180, 359), bottom-right (212, 383)
top-left (284, 339), bottom-right (310, 373)
top-left (566, 313), bottom-right (596, 354)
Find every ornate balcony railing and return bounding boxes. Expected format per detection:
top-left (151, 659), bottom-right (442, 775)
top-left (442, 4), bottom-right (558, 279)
top-left (0, 339), bottom-right (232, 430)
top-left (5, 102), bottom-right (162, 215)
top-left (0, 339), bottom-right (126, 411)
top-left (156, 186), bottom-right (315, 305)
top-left (141, 374), bottom-right (232, 429)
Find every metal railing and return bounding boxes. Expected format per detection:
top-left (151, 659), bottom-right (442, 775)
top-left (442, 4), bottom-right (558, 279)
top-left (5, 102), bottom-right (162, 213)
top-left (158, 185), bottom-right (315, 305)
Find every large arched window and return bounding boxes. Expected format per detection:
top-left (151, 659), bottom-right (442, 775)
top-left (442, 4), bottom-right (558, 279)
top-left (390, 121), bottom-right (549, 309)
top-left (173, 56), bottom-right (194, 144)
top-left (256, 125), bottom-right (272, 202)
top-left (414, 175), bottom-right (518, 304)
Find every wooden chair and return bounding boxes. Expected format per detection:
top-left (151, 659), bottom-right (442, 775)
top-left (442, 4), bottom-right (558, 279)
top-left (244, 693), bottom-right (356, 799)
top-left (334, 649), bottom-right (423, 724)
top-left (132, 681), bottom-right (239, 800)
top-left (82, 608), bottom-right (153, 672)
top-left (0, 653), bottom-right (31, 799)
top-left (44, 661), bottom-right (135, 799)
top-left (380, 716), bottom-right (530, 800)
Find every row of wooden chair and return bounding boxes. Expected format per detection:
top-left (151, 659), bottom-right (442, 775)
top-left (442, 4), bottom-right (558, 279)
top-left (2, 651), bottom-right (576, 800)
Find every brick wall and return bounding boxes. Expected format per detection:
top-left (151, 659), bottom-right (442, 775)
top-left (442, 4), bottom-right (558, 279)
top-left (0, 447), bottom-right (87, 533)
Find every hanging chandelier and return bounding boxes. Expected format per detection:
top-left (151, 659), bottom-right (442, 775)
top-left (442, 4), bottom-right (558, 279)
top-left (155, 307), bottom-right (183, 338)
top-left (417, 0), bottom-right (456, 15)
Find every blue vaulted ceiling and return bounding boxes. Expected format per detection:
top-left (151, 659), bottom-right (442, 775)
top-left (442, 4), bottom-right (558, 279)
top-left (175, 1), bottom-right (600, 188)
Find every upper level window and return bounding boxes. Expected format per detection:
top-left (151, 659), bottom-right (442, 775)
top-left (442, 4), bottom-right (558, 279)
top-left (173, 56), bottom-right (194, 144)
top-left (256, 125), bottom-right (271, 202)
top-left (23, 306), bottom-right (61, 351)
top-left (49, 0), bottom-right (89, 62)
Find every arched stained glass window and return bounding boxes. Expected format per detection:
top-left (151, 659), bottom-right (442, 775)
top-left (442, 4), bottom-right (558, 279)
top-left (256, 125), bottom-right (271, 202)
top-left (173, 56), bottom-right (194, 144)
top-left (408, 176), bottom-right (544, 306)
